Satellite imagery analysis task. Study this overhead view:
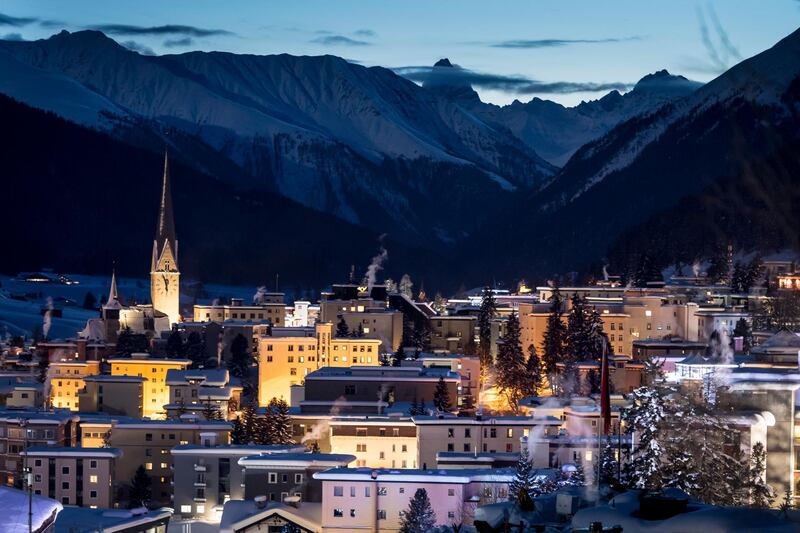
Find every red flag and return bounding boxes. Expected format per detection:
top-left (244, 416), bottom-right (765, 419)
top-left (600, 344), bottom-right (611, 435)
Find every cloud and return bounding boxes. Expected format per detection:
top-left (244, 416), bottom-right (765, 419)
top-left (0, 13), bottom-right (38, 27)
top-left (353, 29), bottom-right (376, 38)
top-left (695, 4), bottom-right (741, 74)
top-left (121, 40), bottom-right (155, 55)
top-left (164, 37), bottom-right (194, 48)
top-left (92, 24), bottom-right (233, 37)
top-left (312, 34), bottom-right (371, 46)
top-left (394, 64), bottom-right (631, 94)
top-left (490, 36), bottom-right (640, 48)
top-left (1, 32), bottom-right (25, 41)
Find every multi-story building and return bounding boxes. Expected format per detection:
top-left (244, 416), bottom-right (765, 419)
top-left (257, 323), bottom-right (382, 405)
top-left (428, 316), bottom-right (475, 353)
top-left (23, 446), bottom-right (120, 508)
top-left (108, 354), bottom-right (191, 418)
top-left (193, 295), bottom-right (286, 326)
top-left (414, 415), bottom-right (562, 470)
top-left (78, 375), bottom-right (145, 418)
top-left (0, 409), bottom-right (78, 485)
top-left (320, 297), bottom-right (402, 352)
top-left (164, 368), bottom-right (242, 420)
top-left (48, 361), bottom-right (101, 411)
top-left (171, 444), bottom-right (305, 520)
top-left (314, 467), bottom-right (513, 532)
top-left (92, 418), bottom-right (231, 506)
top-left (6, 383), bottom-right (44, 409)
top-left (240, 453), bottom-right (355, 503)
top-left (301, 366), bottom-right (459, 415)
top-left (328, 418), bottom-right (417, 468)
top-left (414, 354), bottom-right (480, 409)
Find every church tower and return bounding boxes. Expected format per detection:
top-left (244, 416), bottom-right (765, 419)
top-left (151, 152), bottom-right (181, 325)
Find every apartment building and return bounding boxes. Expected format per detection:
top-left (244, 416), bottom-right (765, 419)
top-left (172, 444), bottom-right (305, 521)
top-left (240, 453), bottom-right (355, 503)
top-left (414, 415), bottom-right (562, 470)
top-left (108, 354), bottom-right (191, 418)
top-left (328, 418), bottom-right (417, 468)
top-left (49, 361), bottom-right (101, 411)
top-left (415, 354), bottom-right (480, 409)
top-left (301, 366), bottom-right (459, 415)
top-left (100, 419), bottom-right (231, 507)
top-left (428, 316), bottom-right (476, 353)
top-left (0, 409), bottom-right (78, 485)
top-left (78, 375), bottom-right (145, 418)
top-left (257, 322), bottom-right (381, 405)
top-left (314, 467), bottom-right (513, 532)
top-left (164, 368), bottom-right (242, 420)
top-left (193, 296), bottom-right (286, 326)
top-left (23, 447), bottom-right (120, 508)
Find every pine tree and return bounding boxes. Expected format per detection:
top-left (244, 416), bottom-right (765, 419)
top-left (399, 488), bottom-right (437, 533)
top-left (335, 317), bottom-right (350, 337)
top-left (495, 311), bottom-right (527, 412)
top-left (508, 445), bottom-right (535, 508)
top-left (166, 327), bottom-right (183, 357)
top-left (82, 291), bottom-right (97, 310)
top-left (476, 286), bottom-right (497, 384)
top-left (433, 377), bottom-right (452, 412)
top-left (393, 345), bottom-right (406, 367)
top-left (599, 436), bottom-right (618, 486)
top-left (265, 397), bottom-right (293, 444)
top-left (202, 399), bottom-right (222, 421)
top-left (355, 323), bottom-right (365, 338)
top-left (541, 286), bottom-right (566, 394)
top-left (779, 485), bottom-right (794, 517)
top-left (231, 416), bottom-right (247, 444)
top-left (749, 441), bottom-right (772, 508)
top-left (184, 331), bottom-right (206, 368)
top-left (240, 402), bottom-right (257, 444)
top-left (432, 292), bottom-right (447, 315)
top-left (622, 386), bottom-right (666, 491)
top-left (385, 278), bottom-right (397, 294)
top-left (116, 327), bottom-right (149, 355)
top-left (128, 465), bottom-right (152, 508)
top-left (228, 333), bottom-right (251, 378)
top-left (520, 344), bottom-right (544, 398)
top-left (566, 293), bottom-right (589, 359)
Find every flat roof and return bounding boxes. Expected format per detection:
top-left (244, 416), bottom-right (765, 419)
top-left (314, 467), bottom-right (514, 483)
top-left (23, 447), bottom-right (121, 458)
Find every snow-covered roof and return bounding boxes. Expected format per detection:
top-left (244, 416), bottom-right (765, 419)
top-left (171, 444), bottom-right (305, 456)
top-left (238, 453), bottom-right (355, 469)
top-left (313, 467), bottom-right (514, 484)
top-left (165, 368), bottom-right (229, 386)
top-left (83, 375), bottom-right (146, 383)
top-left (23, 446), bottom-right (121, 458)
top-left (54, 506), bottom-right (171, 533)
top-left (220, 500), bottom-right (321, 533)
top-left (0, 485), bottom-right (62, 533)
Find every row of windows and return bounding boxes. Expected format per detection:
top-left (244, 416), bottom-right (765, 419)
top-left (266, 472), bottom-right (304, 484)
top-left (264, 344), bottom-right (374, 353)
top-left (33, 460), bottom-right (100, 470)
top-left (447, 427), bottom-right (520, 439)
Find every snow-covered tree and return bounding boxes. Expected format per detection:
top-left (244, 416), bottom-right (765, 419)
top-left (600, 435), bottom-right (619, 486)
top-left (432, 292), bottom-right (447, 315)
top-left (433, 377), bottom-right (452, 412)
top-left (265, 397), bottom-right (293, 444)
top-left (749, 441), bottom-right (772, 508)
top-left (495, 311), bottom-right (527, 411)
top-left (385, 278), bottom-right (397, 294)
top-left (622, 386), bottom-right (666, 490)
top-left (508, 445), bottom-right (535, 506)
top-left (400, 488), bottom-right (437, 533)
top-left (476, 286), bottom-right (497, 384)
top-left (520, 344), bottom-right (544, 398)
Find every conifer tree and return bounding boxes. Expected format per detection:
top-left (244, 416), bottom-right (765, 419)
top-left (732, 318), bottom-right (754, 354)
top-left (409, 397), bottom-right (420, 416)
top-left (265, 397), bottom-right (293, 444)
top-left (82, 291), bottom-right (97, 310)
top-left (335, 317), bottom-right (349, 337)
top-left (201, 399), bottom-right (222, 421)
top-left (418, 398), bottom-right (428, 416)
top-left (749, 441), bottom-right (772, 508)
top-left (622, 386), bottom-right (666, 490)
top-left (399, 274), bottom-right (414, 298)
top-left (129, 465), bottom-right (152, 508)
top-left (476, 286), bottom-right (497, 384)
top-left (541, 286), bottom-right (566, 394)
top-left (599, 436), bottom-right (618, 486)
top-left (240, 402), bottom-right (257, 444)
top-left (433, 377), bottom-right (452, 412)
top-left (399, 488), bottom-right (437, 533)
top-left (231, 416), bottom-right (247, 444)
top-left (393, 345), bottom-right (406, 367)
top-left (521, 344), bottom-right (544, 398)
top-left (508, 445), bottom-right (535, 507)
top-left (495, 311), bottom-right (527, 412)
top-left (184, 331), bottom-right (206, 368)
top-left (228, 333), bottom-right (251, 378)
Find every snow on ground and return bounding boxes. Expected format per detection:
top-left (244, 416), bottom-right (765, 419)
top-left (0, 273), bottom-right (299, 339)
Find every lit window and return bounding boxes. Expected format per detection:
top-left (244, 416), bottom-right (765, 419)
top-left (145, 463), bottom-right (153, 470)
top-left (89, 475), bottom-right (98, 483)
top-left (196, 504), bottom-right (205, 514)
top-left (180, 505), bottom-right (191, 513)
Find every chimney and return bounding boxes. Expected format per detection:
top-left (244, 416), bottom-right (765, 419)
top-left (254, 495), bottom-right (267, 509)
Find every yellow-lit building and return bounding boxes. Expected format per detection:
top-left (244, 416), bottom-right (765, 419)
top-left (49, 361), bottom-right (101, 411)
top-left (257, 322), bottom-right (381, 405)
top-left (329, 418), bottom-right (418, 468)
top-left (108, 354), bottom-right (191, 419)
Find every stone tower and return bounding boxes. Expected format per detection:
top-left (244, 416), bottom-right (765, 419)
top-left (151, 152), bottom-right (180, 325)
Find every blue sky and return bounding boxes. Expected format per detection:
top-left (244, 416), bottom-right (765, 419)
top-left (2, 0), bottom-right (798, 106)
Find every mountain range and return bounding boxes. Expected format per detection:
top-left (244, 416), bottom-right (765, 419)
top-left (2, 28), bottom-right (799, 290)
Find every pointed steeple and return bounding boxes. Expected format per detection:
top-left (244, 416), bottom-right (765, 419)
top-left (108, 269), bottom-right (118, 303)
top-left (153, 151), bottom-right (178, 270)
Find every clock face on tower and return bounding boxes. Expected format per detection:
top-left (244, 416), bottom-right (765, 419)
top-left (162, 274), bottom-right (170, 293)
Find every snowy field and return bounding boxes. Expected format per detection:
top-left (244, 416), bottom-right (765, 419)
top-left (0, 273), bottom-right (291, 340)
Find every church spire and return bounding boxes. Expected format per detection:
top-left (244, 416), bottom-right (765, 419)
top-left (153, 151), bottom-right (178, 270)
top-left (108, 268), bottom-right (118, 304)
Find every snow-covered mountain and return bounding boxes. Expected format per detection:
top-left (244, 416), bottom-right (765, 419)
top-left (454, 27), bottom-right (800, 282)
top-left (426, 60), bottom-right (701, 166)
top-left (0, 30), bottom-right (556, 246)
